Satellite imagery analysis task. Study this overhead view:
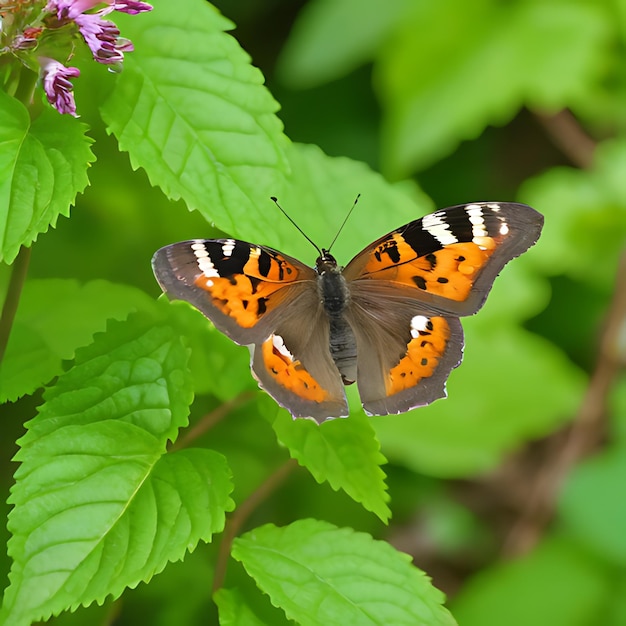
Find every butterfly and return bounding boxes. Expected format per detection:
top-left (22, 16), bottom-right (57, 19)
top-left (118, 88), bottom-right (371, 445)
top-left (152, 202), bottom-right (543, 423)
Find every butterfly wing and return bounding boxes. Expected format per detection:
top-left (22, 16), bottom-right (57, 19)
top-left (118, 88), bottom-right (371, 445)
top-left (343, 202), bottom-right (543, 415)
top-left (152, 239), bottom-right (348, 420)
top-left (344, 202), bottom-right (544, 316)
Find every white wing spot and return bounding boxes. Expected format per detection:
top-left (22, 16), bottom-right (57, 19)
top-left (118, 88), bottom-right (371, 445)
top-left (499, 222), bottom-right (509, 236)
top-left (272, 334), bottom-right (294, 361)
top-left (192, 242), bottom-right (220, 279)
top-left (487, 203), bottom-right (501, 211)
top-left (222, 239), bottom-right (236, 257)
top-left (466, 205), bottom-right (489, 240)
top-left (422, 213), bottom-right (458, 245)
top-left (410, 315), bottom-right (430, 338)
top-left (191, 241), bottom-right (209, 257)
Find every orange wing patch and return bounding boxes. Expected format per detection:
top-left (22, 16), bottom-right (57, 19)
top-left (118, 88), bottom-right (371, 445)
top-left (386, 315), bottom-right (450, 395)
top-left (192, 242), bottom-right (306, 328)
top-left (260, 334), bottom-right (329, 402)
top-left (362, 235), bottom-right (498, 302)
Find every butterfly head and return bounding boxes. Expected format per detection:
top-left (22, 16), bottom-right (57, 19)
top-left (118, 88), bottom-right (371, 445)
top-left (315, 249), bottom-right (340, 275)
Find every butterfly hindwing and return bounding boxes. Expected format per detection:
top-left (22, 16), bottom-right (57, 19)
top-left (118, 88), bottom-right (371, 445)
top-left (250, 307), bottom-right (349, 419)
top-left (345, 286), bottom-right (465, 414)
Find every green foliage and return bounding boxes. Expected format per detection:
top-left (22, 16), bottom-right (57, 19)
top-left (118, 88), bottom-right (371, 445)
top-left (451, 535), bottom-right (613, 626)
top-left (0, 279), bottom-right (155, 402)
top-left (101, 0), bottom-right (290, 241)
top-left (279, 0), bottom-right (613, 176)
top-left (273, 410), bottom-right (391, 521)
top-left (373, 322), bottom-right (584, 476)
top-left (560, 447), bottom-right (626, 566)
top-left (1, 312), bottom-right (233, 625)
top-left (0, 93), bottom-right (94, 264)
top-left (523, 139), bottom-right (626, 291)
top-left (232, 519), bottom-right (456, 625)
top-left (0, 0), bottom-right (624, 624)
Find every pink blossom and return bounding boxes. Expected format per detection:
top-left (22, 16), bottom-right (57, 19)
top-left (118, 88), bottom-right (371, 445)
top-left (41, 58), bottom-right (80, 116)
top-left (73, 12), bottom-right (124, 64)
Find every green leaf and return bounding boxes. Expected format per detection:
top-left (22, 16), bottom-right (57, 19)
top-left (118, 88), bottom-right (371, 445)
top-left (373, 324), bottom-right (585, 477)
top-left (0, 279), bottom-right (156, 402)
top-left (101, 0), bottom-right (290, 242)
top-left (377, 0), bottom-right (610, 175)
top-left (273, 411), bottom-right (390, 522)
top-left (560, 447), bottom-right (626, 566)
top-left (276, 0), bottom-right (412, 88)
top-left (1, 313), bottom-right (234, 625)
top-left (232, 519), bottom-right (456, 626)
top-left (451, 535), bottom-right (612, 626)
top-left (0, 92), bottom-right (94, 263)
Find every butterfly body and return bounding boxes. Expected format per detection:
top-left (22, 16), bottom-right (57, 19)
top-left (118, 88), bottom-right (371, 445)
top-left (315, 251), bottom-right (358, 385)
top-left (153, 202), bottom-right (543, 423)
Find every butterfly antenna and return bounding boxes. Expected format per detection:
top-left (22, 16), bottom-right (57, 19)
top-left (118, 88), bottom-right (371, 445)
top-left (327, 194), bottom-right (360, 253)
top-left (270, 197), bottom-right (322, 256)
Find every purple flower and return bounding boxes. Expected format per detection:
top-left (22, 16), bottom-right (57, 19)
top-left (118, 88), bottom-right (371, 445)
top-left (45, 0), bottom-right (152, 20)
top-left (41, 58), bottom-right (80, 116)
top-left (73, 12), bottom-right (125, 64)
top-left (44, 0), bottom-right (151, 64)
top-left (33, 0), bottom-right (151, 115)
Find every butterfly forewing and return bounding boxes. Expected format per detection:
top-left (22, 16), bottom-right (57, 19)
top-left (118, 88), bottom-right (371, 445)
top-left (152, 239), bottom-right (316, 344)
top-left (344, 202), bottom-right (544, 316)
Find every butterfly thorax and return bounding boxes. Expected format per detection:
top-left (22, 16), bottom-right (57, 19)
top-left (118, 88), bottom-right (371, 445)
top-left (315, 250), bottom-right (357, 385)
top-left (315, 250), bottom-right (348, 313)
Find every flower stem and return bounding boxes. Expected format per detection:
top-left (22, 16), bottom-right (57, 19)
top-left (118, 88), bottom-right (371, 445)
top-left (0, 245), bottom-right (31, 367)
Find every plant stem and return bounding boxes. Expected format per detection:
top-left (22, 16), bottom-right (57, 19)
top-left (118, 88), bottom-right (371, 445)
top-left (169, 390), bottom-right (257, 452)
top-left (212, 458), bottom-right (298, 594)
top-left (0, 245), bottom-right (31, 367)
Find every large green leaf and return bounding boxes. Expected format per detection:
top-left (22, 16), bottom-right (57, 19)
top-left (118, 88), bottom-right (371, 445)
top-left (1, 313), bottom-right (233, 625)
top-left (273, 410), bottom-right (390, 522)
top-left (233, 519), bottom-right (456, 626)
top-left (0, 92), bottom-right (94, 263)
top-left (276, 142), bottom-right (431, 260)
top-left (101, 0), bottom-right (290, 242)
